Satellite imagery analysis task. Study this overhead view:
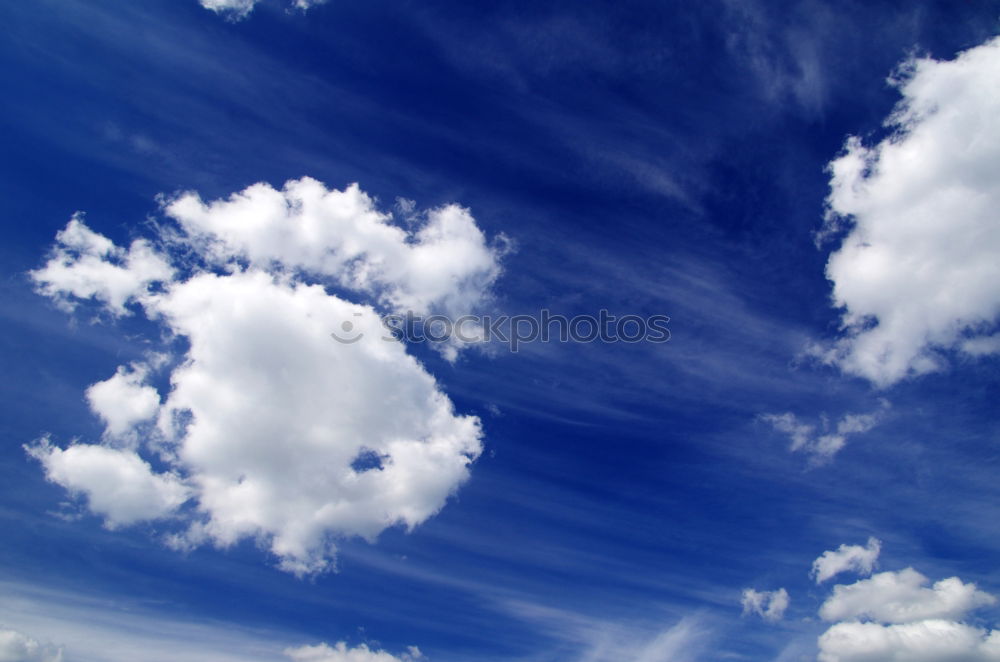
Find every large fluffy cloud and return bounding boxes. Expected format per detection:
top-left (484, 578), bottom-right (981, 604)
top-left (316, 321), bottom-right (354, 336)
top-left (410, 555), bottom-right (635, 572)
top-left (819, 568), bottom-right (995, 624)
top-left (818, 620), bottom-right (1000, 662)
top-left (27, 179), bottom-right (501, 574)
top-left (817, 36), bottom-right (1000, 386)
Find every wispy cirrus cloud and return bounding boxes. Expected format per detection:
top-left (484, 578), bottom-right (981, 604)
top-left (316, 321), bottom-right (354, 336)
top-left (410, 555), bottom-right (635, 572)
top-left (759, 400), bottom-right (889, 463)
top-left (1, 580), bottom-right (425, 662)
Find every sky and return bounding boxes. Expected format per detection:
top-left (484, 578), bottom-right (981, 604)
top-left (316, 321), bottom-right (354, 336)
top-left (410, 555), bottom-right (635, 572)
top-left (2, 1), bottom-right (1000, 660)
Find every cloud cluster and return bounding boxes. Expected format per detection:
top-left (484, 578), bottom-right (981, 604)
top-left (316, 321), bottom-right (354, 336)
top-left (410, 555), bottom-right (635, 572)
top-left (811, 537), bottom-right (881, 584)
top-left (285, 642), bottom-right (423, 662)
top-left (817, 566), bottom-right (1000, 662)
top-left (818, 36), bottom-right (1000, 387)
top-left (199, 0), bottom-right (326, 21)
top-left (760, 401), bottom-right (888, 462)
top-left (27, 178), bottom-right (502, 574)
top-left (741, 588), bottom-right (789, 622)
top-left (0, 627), bottom-right (62, 662)
top-left (758, 540), bottom-right (1000, 661)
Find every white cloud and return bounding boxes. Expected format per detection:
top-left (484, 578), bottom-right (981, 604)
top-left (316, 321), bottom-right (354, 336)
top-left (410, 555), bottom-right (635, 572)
top-left (741, 588), bottom-right (789, 622)
top-left (759, 413), bottom-right (813, 450)
top-left (164, 179), bottom-right (504, 360)
top-left (818, 36), bottom-right (1000, 387)
top-left (25, 440), bottom-right (190, 528)
top-left (164, 179), bottom-right (501, 319)
top-left (628, 619), bottom-right (709, 662)
top-left (285, 642), bottom-right (423, 662)
top-left (28, 179), bottom-right (499, 574)
top-left (30, 215), bottom-right (173, 317)
top-left (760, 402), bottom-right (888, 462)
top-left (819, 568), bottom-right (995, 624)
top-left (758, 541), bottom-right (1000, 661)
top-left (199, 0), bottom-right (257, 19)
top-left (818, 619), bottom-right (1000, 662)
top-left (290, 0), bottom-right (327, 10)
top-left (85, 363), bottom-right (161, 438)
top-left (153, 270), bottom-right (482, 575)
top-left (0, 628), bottom-right (62, 662)
top-left (963, 333), bottom-right (1000, 357)
top-left (199, 0), bottom-right (326, 19)
top-left (812, 537), bottom-right (881, 584)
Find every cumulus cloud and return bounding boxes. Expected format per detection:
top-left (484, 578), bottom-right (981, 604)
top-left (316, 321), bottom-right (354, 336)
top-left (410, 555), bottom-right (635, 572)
top-left (754, 540), bottom-right (1000, 660)
top-left (27, 179), bottom-right (501, 574)
top-left (0, 627), bottom-right (63, 662)
top-left (760, 401), bottom-right (888, 462)
top-left (154, 270), bottom-right (482, 574)
top-left (25, 440), bottom-right (191, 528)
top-left (819, 567), bottom-right (995, 624)
top-left (285, 642), bottom-right (423, 662)
top-left (817, 36), bottom-right (1000, 387)
top-left (164, 179), bottom-right (501, 319)
top-left (812, 537), bottom-right (881, 584)
top-left (30, 215), bottom-right (173, 317)
top-left (85, 363), bottom-right (161, 438)
top-left (741, 588), bottom-right (789, 622)
top-left (818, 619), bottom-right (1000, 662)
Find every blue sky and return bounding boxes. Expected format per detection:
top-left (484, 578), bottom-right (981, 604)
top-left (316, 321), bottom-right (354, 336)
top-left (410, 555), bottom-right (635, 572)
top-left (2, 1), bottom-right (1000, 660)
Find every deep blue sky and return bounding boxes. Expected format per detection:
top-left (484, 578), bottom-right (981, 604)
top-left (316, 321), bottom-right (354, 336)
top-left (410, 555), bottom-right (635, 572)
top-left (2, 1), bottom-right (1000, 660)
